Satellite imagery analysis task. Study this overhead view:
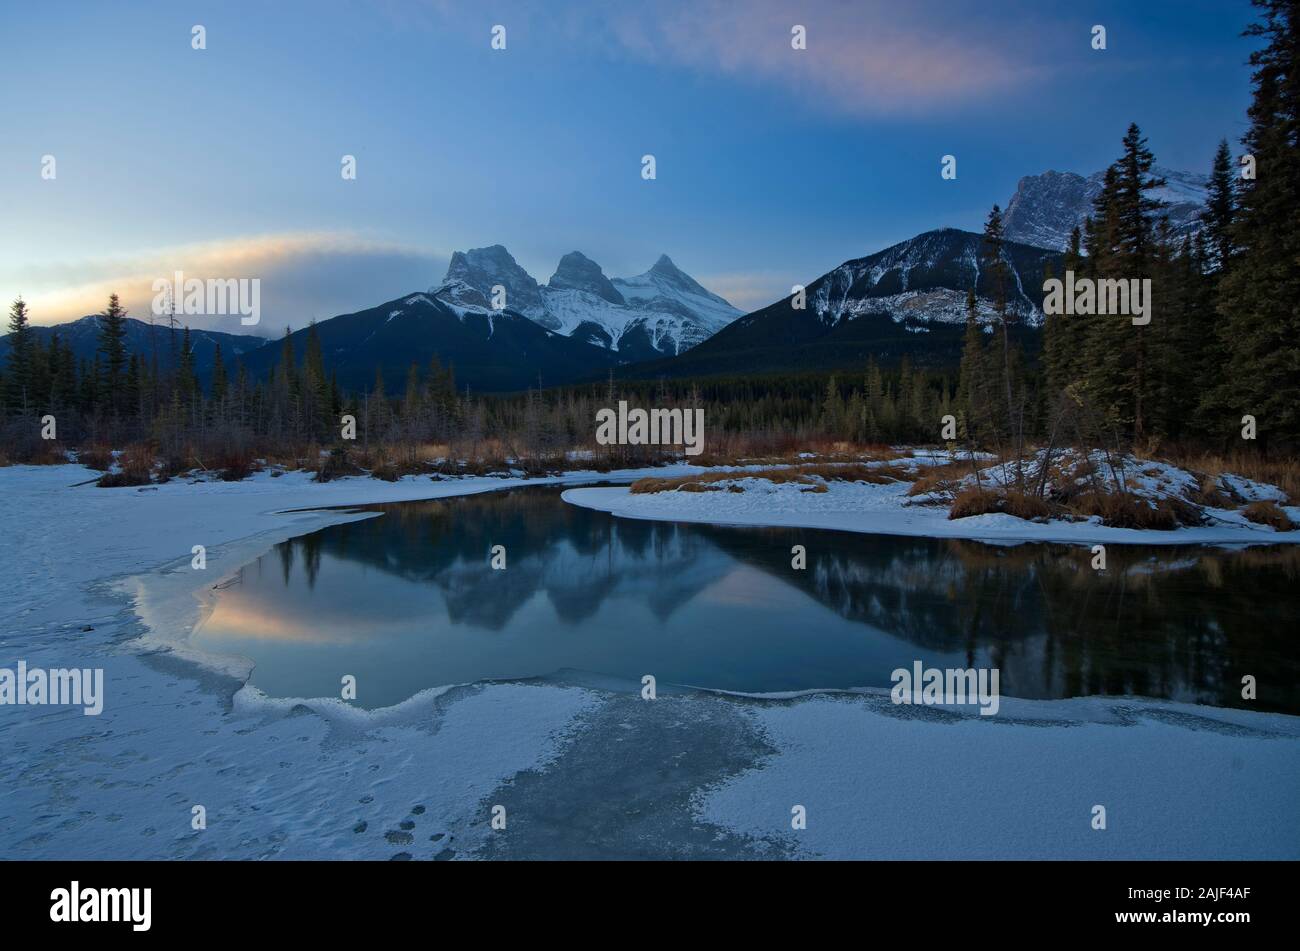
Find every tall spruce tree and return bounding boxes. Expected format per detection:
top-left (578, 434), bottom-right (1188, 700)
top-left (980, 204), bottom-right (1026, 476)
top-left (178, 326), bottom-right (197, 410)
top-left (5, 297), bottom-right (33, 413)
top-left (957, 288), bottom-right (988, 441)
top-left (211, 343), bottom-right (228, 406)
top-left (1203, 138), bottom-right (1238, 269)
top-left (1080, 127), bottom-right (1165, 444)
top-left (97, 293), bottom-right (129, 415)
top-left (1209, 0), bottom-right (1300, 448)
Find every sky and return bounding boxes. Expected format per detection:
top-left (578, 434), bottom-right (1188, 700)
top-left (0, 0), bottom-right (1259, 335)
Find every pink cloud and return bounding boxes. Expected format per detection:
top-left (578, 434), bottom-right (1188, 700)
top-left (593, 0), bottom-right (1037, 115)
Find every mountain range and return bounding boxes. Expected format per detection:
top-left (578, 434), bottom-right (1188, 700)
top-left (436, 245), bottom-right (742, 362)
top-left (0, 314), bottom-right (264, 382)
top-left (615, 228), bottom-right (1059, 380)
top-left (239, 288), bottom-right (621, 394)
top-left (3, 163), bottom-right (1210, 392)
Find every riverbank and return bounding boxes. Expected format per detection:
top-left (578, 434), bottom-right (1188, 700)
top-left (563, 450), bottom-right (1300, 546)
top-left (2, 462), bottom-right (1298, 859)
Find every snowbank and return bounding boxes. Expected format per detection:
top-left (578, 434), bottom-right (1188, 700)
top-left (0, 463), bottom-right (664, 859)
top-left (562, 453), bottom-right (1300, 546)
top-left (696, 693), bottom-right (1300, 859)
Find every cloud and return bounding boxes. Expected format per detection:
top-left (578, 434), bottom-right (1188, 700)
top-left (589, 0), bottom-right (1037, 116)
top-left (386, 0), bottom-right (1040, 116)
top-left (3, 232), bottom-right (445, 336)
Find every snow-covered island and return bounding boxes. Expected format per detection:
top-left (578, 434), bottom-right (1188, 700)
top-left (564, 449), bottom-right (1300, 546)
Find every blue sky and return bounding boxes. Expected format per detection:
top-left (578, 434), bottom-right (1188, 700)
top-left (0, 0), bottom-right (1258, 333)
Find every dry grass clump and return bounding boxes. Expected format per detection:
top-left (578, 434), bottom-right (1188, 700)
top-left (368, 455), bottom-right (433, 482)
top-left (96, 442), bottom-right (156, 487)
top-left (1068, 491), bottom-right (1182, 530)
top-left (691, 437), bottom-right (904, 469)
top-left (1163, 449), bottom-right (1300, 504)
top-left (0, 441), bottom-right (67, 466)
top-left (630, 462), bottom-right (909, 495)
top-left (314, 446), bottom-right (365, 482)
top-left (1241, 500), bottom-right (1296, 531)
top-left (678, 481), bottom-right (722, 493)
top-left (800, 462), bottom-right (911, 484)
top-left (1188, 472), bottom-right (1238, 509)
top-left (209, 446), bottom-right (260, 481)
top-left (78, 445), bottom-right (114, 471)
top-left (906, 461), bottom-right (979, 498)
top-left (631, 470), bottom-right (761, 494)
top-left (948, 488), bottom-right (1052, 521)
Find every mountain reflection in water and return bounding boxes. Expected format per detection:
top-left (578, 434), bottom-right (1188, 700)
top-left (194, 486), bottom-right (1300, 712)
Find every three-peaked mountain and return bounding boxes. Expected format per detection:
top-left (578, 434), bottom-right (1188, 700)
top-left (438, 245), bottom-right (741, 362)
top-left (237, 247), bottom-right (743, 393)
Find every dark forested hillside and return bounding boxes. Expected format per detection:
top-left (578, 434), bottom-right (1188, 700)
top-left (235, 291), bottom-right (621, 394)
top-left (616, 228), bottom-right (1057, 380)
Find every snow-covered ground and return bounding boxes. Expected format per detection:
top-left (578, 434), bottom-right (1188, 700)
top-left (563, 455), bottom-right (1300, 547)
top-left (697, 692), bottom-right (1300, 859)
top-left (1, 462), bottom-right (1298, 859)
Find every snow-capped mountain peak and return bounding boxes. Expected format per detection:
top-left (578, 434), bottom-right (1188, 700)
top-left (611, 257), bottom-right (740, 331)
top-left (548, 251), bottom-right (625, 305)
top-left (646, 254), bottom-right (711, 297)
top-left (433, 245), bottom-right (743, 362)
top-left (440, 245), bottom-right (545, 320)
top-left (1003, 165), bottom-right (1208, 251)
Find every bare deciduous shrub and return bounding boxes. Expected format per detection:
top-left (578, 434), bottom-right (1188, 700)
top-left (78, 445), bottom-right (114, 471)
top-left (0, 420), bottom-right (68, 465)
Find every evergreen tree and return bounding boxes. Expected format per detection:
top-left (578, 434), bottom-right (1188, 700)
top-left (47, 332), bottom-right (71, 410)
top-left (5, 297), bottom-right (33, 413)
top-left (178, 327), bottom-right (198, 411)
top-left (1081, 127), bottom-right (1164, 443)
top-left (863, 358), bottom-right (882, 441)
top-left (821, 375), bottom-right (843, 434)
top-left (125, 354), bottom-right (141, 419)
top-left (1203, 138), bottom-right (1238, 269)
top-left (958, 289), bottom-right (989, 441)
top-left (79, 357), bottom-right (98, 416)
top-left (980, 204), bottom-right (1026, 474)
top-left (211, 343), bottom-right (228, 405)
top-left (1043, 227), bottom-right (1086, 399)
top-left (1209, 0), bottom-right (1300, 448)
top-left (97, 293), bottom-right (129, 414)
